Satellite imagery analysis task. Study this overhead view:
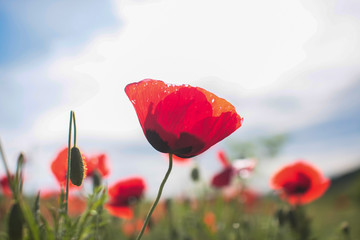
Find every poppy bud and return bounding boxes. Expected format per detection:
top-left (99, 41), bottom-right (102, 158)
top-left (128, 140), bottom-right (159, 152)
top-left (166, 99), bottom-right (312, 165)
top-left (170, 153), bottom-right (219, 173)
top-left (70, 147), bottom-right (86, 186)
top-left (8, 202), bottom-right (24, 240)
top-left (190, 166), bottom-right (200, 182)
top-left (92, 170), bottom-right (102, 190)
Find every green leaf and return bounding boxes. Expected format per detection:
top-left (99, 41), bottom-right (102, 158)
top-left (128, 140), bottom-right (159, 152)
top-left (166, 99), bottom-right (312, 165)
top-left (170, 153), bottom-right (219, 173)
top-left (33, 191), bottom-right (41, 224)
top-left (8, 202), bottom-right (24, 240)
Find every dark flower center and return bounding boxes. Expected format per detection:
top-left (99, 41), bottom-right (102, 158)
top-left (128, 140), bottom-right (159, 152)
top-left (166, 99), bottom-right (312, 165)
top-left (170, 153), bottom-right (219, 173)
top-left (145, 130), bottom-right (204, 158)
top-left (145, 130), bottom-right (172, 153)
top-left (283, 172), bottom-right (311, 195)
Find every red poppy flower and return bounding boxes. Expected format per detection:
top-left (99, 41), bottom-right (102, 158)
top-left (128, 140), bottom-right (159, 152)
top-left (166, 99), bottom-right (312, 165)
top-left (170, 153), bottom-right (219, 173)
top-left (211, 151), bottom-right (256, 188)
top-left (270, 160), bottom-right (330, 205)
top-left (0, 175), bottom-right (12, 196)
top-left (105, 177), bottom-right (146, 219)
top-left (51, 147), bottom-right (84, 189)
top-left (85, 153), bottom-right (110, 177)
top-left (125, 79), bottom-right (243, 158)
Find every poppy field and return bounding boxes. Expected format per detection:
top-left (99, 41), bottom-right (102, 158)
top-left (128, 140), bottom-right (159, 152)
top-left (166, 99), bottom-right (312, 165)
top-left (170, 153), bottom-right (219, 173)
top-left (0, 79), bottom-right (359, 240)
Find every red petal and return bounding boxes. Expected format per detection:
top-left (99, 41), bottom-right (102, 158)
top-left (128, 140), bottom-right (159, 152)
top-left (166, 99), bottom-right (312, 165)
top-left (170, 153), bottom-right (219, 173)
top-left (0, 175), bottom-right (12, 197)
top-left (85, 153), bottom-right (110, 177)
top-left (84, 154), bottom-right (95, 176)
top-left (97, 154), bottom-right (110, 176)
top-left (151, 87), bottom-right (212, 136)
top-left (217, 150), bottom-right (231, 167)
top-left (105, 204), bottom-right (134, 219)
top-left (51, 148), bottom-right (68, 186)
top-left (190, 111), bottom-right (241, 153)
top-left (107, 177), bottom-right (146, 206)
top-left (211, 167), bottom-right (234, 188)
top-left (295, 178), bottom-right (330, 205)
top-left (125, 79), bottom-right (180, 131)
top-left (40, 190), bottom-right (60, 199)
top-left (51, 147), bottom-right (81, 189)
top-left (68, 195), bottom-right (87, 216)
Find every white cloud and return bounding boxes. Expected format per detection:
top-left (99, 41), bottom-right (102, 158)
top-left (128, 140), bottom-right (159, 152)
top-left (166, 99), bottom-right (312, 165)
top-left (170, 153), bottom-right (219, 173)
top-left (27, 0), bottom-right (321, 142)
top-left (2, 0), bottom-right (360, 185)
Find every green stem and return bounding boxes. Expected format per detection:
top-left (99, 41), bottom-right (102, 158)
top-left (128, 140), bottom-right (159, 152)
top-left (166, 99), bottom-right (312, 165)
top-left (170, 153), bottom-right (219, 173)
top-left (72, 111), bottom-right (77, 147)
top-left (0, 138), bottom-right (16, 197)
top-left (0, 138), bottom-right (12, 183)
top-left (136, 153), bottom-right (173, 240)
top-left (65, 111), bottom-right (74, 215)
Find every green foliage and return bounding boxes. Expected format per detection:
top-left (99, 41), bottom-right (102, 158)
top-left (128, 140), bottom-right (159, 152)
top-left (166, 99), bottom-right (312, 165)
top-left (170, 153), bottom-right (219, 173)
top-left (0, 165), bottom-right (359, 240)
top-left (0, 176), bottom-right (108, 240)
top-left (8, 202), bottom-right (24, 240)
top-left (0, 116), bottom-right (358, 240)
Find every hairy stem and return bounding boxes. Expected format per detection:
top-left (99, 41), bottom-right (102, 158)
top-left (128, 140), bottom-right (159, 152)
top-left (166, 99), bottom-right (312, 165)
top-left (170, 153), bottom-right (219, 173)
top-left (65, 111), bottom-right (74, 215)
top-left (72, 111), bottom-right (77, 147)
top-left (136, 153), bottom-right (173, 240)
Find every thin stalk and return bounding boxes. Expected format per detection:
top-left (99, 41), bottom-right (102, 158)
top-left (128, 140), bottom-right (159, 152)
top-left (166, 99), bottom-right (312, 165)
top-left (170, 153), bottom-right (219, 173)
top-left (72, 111), bottom-right (77, 147)
top-left (65, 111), bottom-right (74, 215)
top-left (0, 138), bottom-right (16, 197)
top-left (0, 138), bottom-right (12, 183)
top-left (136, 153), bottom-right (173, 240)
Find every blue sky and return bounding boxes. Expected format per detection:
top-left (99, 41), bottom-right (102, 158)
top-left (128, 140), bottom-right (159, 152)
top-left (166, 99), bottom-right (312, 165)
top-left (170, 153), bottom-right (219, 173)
top-left (0, 0), bottom-right (120, 65)
top-left (0, 0), bottom-right (360, 196)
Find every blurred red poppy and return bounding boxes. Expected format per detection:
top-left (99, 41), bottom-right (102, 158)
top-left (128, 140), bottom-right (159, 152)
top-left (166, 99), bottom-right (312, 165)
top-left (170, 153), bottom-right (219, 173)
top-left (203, 211), bottom-right (217, 233)
top-left (125, 79), bottom-right (243, 158)
top-left (105, 177), bottom-right (146, 219)
top-left (240, 188), bottom-right (259, 209)
top-left (222, 186), bottom-right (259, 207)
top-left (85, 153), bottom-right (110, 177)
top-left (40, 189), bottom-right (61, 200)
top-left (122, 218), bottom-right (149, 237)
top-left (217, 150), bottom-right (231, 167)
top-left (270, 160), bottom-right (330, 205)
top-left (68, 195), bottom-right (87, 216)
top-left (40, 190), bottom-right (86, 216)
top-left (211, 151), bottom-right (256, 188)
top-left (211, 167), bottom-right (234, 188)
top-left (0, 175), bottom-right (12, 196)
top-left (51, 147), bottom-right (84, 189)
